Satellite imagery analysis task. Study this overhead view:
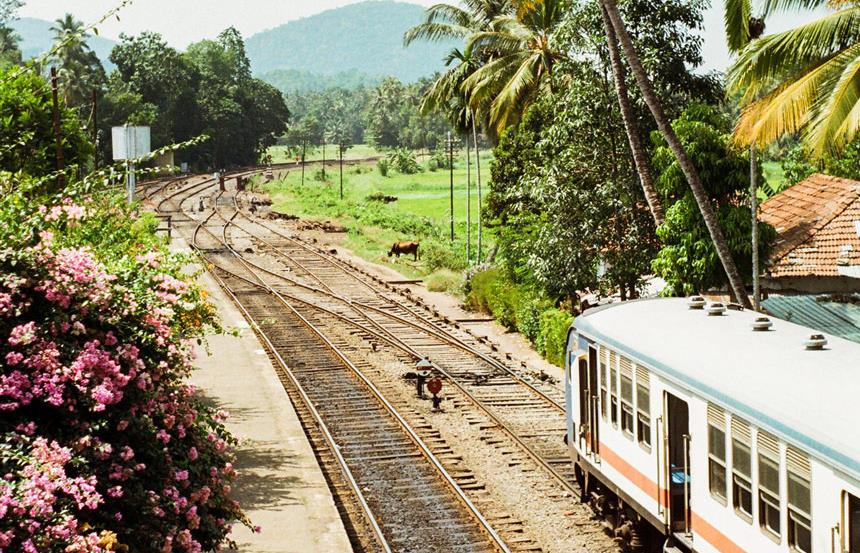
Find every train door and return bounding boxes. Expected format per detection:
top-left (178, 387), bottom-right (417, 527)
top-left (664, 392), bottom-right (691, 537)
top-left (587, 346), bottom-right (599, 455)
top-left (576, 347), bottom-right (600, 456)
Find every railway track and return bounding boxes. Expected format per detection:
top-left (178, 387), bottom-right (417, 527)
top-left (155, 174), bottom-right (518, 553)
top-left (151, 170), bottom-right (619, 553)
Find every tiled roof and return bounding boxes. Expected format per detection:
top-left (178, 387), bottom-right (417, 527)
top-left (763, 294), bottom-right (860, 344)
top-left (760, 173), bottom-right (860, 277)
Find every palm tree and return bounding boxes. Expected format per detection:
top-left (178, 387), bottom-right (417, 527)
top-left (50, 14), bottom-right (105, 107)
top-left (726, 1), bottom-right (860, 156)
top-left (598, 6), bottom-right (664, 226)
top-left (600, 0), bottom-right (752, 307)
top-left (461, 0), bottom-right (565, 135)
top-left (404, 0), bottom-right (513, 46)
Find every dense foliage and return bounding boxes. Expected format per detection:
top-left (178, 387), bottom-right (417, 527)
top-left (486, 0), bottom-right (718, 304)
top-left (650, 103), bottom-right (776, 295)
top-left (105, 28), bottom-right (289, 168)
top-left (0, 68), bottom-right (92, 182)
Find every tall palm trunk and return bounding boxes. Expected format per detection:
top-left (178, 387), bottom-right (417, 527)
top-left (600, 0), bottom-right (751, 308)
top-left (599, 6), bottom-right (664, 226)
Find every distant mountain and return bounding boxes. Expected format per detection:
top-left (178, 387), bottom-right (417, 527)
top-left (260, 68), bottom-right (381, 94)
top-left (246, 1), bottom-right (456, 83)
top-left (10, 17), bottom-right (118, 71)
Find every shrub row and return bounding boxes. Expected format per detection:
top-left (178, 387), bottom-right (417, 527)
top-left (463, 267), bottom-right (573, 367)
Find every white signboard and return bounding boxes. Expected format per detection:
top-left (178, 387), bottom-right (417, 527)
top-left (112, 126), bottom-right (151, 161)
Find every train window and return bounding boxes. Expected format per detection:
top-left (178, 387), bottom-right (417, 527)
top-left (599, 349), bottom-right (608, 421)
top-left (846, 492), bottom-right (860, 553)
top-left (759, 457), bottom-right (781, 538)
top-left (787, 446), bottom-right (812, 553)
top-left (620, 374), bottom-right (634, 438)
top-left (708, 424), bottom-right (727, 502)
top-left (610, 352), bottom-right (618, 428)
top-left (731, 417), bottom-right (754, 521)
top-left (636, 366), bottom-right (650, 449)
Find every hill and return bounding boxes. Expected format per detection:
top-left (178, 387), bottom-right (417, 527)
top-left (259, 68), bottom-right (380, 94)
top-left (245, 1), bottom-right (455, 83)
top-left (10, 17), bottom-right (118, 70)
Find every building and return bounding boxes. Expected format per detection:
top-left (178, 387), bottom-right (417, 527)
top-left (760, 173), bottom-right (860, 293)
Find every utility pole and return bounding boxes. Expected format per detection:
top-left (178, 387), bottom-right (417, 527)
top-left (472, 117), bottom-right (482, 263)
top-left (466, 134), bottom-right (471, 265)
top-left (339, 141), bottom-right (344, 200)
top-left (91, 89), bottom-right (98, 171)
top-left (448, 131), bottom-right (454, 242)
top-left (50, 67), bottom-right (65, 188)
top-left (751, 144), bottom-right (760, 311)
top-left (301, 140), bottom-right (306, 186)
top-left (322, 138), bottom-right (326, 179)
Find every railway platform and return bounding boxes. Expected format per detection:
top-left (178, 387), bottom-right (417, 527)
top-left (177, 237), bottom-right (352, 553)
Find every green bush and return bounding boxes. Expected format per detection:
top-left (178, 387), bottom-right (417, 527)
top-left (539, 308), bottom-right (574, 367)
top-left (425, 269), bottom-right (463, 293)
top-left (388, 148), bottom-right (421, 174)
top-left (515, 293), bottom-right (549, 344)
top-left (422, 240), bottom-right (468, 272)
top-left (377, 158), bottom-right (390, 177)
top-left (313, 167), bottom-right (328, 181)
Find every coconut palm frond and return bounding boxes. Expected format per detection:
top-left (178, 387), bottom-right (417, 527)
top-left (724, 0), bottom-right (752, 52)
top-left (806, 43), bottom-right (860, 153)
top-left (727, 7), bottom-right (860, 100)
top-left (761, 0), bottom-right (832, 17)
top-left (488, 52), bottom-right (543, 131)
top-left (735, 49), bottom-right (847, 146)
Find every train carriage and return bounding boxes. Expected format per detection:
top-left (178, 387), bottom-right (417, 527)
top-left (565, 297), bottom-right (860, 553)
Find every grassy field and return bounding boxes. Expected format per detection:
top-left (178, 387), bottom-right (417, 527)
top-left (262, 149), bottom-right (495, 286)
top-left (267, 143), bottom-right (384, 163)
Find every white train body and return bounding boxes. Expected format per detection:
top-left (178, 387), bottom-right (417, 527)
top-left (565, 298), bottom-right (860, 553)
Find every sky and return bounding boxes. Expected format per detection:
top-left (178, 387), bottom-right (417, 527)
top-left (17, 0), bottom-right (819, 73)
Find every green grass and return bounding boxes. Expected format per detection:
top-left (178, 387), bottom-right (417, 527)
top-left (267, 143), bottom-right (384, 163)
top-left (262, 150), bottom-right (494, 280)
top-left (762, 161), bottom-right (786, 194)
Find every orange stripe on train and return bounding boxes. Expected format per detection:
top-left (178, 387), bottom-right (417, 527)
top-left (595, 442), bottom-right (749, 553)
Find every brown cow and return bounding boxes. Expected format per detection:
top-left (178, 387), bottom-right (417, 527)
top-left (388, 241), bottom-right (420, 261)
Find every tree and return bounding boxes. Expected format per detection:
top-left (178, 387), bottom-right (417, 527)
top-left (184, 28), bottom-right (289, 166)
top-left (50, 14), bottom-right (106, 108)
top-left (0, 67), bottom-right (91, 183)
top-left (110, 32), bottom-right (201, 149)
top-left (600, 0), bottom-right (752, 307)
top-left (462, 0), bottom-right (566, 135)
top-left (651, 103), bottom-right (776, 295)
top-left (599, 6), bottom-right (663, 225)
top-left (404, 0), bottom-right (512, 46)
top-left (95, 73), bottom-right (158, 165)
top-left (0, 24), bottom-right (20, 68)
top-left (365, 77), bottom-right (408, 148)
top-left (726, 1), bottom-right (860, 156)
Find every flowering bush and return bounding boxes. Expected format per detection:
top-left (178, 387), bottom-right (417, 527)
top-left (0, 192), bottom-right (246, 552)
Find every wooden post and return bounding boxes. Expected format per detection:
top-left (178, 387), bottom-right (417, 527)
top-left (301, 141), bottom-right (306, 186)
top-left (466, 134), bottom-right (471, 265)
top-left (448, 132), bottom-right (454, 242)
top-left (339, 142), bottom-right (344, 200)
top-left (472, 118), bottom-right (482, 263)
top-left (50, 67), bottom-right (65, 188)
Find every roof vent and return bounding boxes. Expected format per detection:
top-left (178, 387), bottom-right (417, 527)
top-left (751, 316), bottom-right (773, 331)
top-left (804, 334), bottom-right (828, 350)
top-left (707, 302), bottom-right (726, 316)
top-left (687, 295), bottom-right (706, 309)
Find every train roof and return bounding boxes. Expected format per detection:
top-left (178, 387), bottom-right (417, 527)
top-left (572, 297), bottom-right (860, 480)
